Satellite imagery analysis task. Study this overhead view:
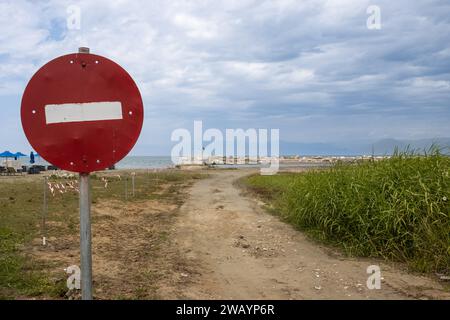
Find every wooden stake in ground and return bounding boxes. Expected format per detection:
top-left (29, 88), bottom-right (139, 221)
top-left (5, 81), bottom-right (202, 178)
top-left (42, 176), bottom-right (47, 246)
top-left (132, 172), bottom-right (135, 197)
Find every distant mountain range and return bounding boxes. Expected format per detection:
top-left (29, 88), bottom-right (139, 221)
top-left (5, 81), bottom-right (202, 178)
top-left (280, 137), bottom-right (450, 156)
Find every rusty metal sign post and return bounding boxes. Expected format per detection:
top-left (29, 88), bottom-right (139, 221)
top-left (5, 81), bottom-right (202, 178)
top-left (21, 47), bottom-right (144, 300)
top-left (79, 171), bottom-right (92, 299)
top-left (78, 46), bottom-right (93, 300)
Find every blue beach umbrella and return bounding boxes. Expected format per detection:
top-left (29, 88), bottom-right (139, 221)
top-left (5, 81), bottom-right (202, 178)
top-left (0, 151), bottom-right (15, 158)
top-left (0, 151), bottom-right (16, 166)
top-left (14, 152), bottom-right (27, 157)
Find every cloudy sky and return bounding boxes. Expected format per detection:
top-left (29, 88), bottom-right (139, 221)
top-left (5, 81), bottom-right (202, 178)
top-left (1, 0), bottom-right (449, 155)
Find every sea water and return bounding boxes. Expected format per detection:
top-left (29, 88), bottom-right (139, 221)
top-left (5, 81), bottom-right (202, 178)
top-left (18, 156), bottom-right (174, 169)
top-left (17, 156), bottom-right (330, 170)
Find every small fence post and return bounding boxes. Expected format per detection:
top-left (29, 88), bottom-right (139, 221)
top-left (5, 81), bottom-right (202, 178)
top-left (132, 173), bottom-right (135, 197)
top-left (125, 177), bottom-right (128, 201)
top-left (42, 176), bottom-right (47, 246)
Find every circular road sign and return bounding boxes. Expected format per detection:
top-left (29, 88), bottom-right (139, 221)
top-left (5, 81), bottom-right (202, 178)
top-left (21, 52), bottom-right (144, 173)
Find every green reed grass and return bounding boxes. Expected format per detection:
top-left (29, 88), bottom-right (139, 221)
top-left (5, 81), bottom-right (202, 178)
top-left (244, 148), bottom-right (450, 273)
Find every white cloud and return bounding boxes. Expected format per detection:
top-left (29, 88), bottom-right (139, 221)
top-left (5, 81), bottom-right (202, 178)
top-left (411, 77), bottom-right (450, 89)
top-left (173, 13), bottom-right (218, 39)
top-left (0, 0), bottom-right (449, 153)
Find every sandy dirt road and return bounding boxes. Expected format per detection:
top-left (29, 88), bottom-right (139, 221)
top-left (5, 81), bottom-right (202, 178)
top-left (172, 169), bottom-right (449, 300)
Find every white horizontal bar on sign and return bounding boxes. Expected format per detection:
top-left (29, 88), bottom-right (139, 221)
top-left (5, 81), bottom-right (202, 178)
top-left (45, 101), bottom-right (123, 124)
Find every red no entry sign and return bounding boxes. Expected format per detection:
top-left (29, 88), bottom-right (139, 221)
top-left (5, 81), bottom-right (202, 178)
top-left (21, 51), bottom-right (143, 173)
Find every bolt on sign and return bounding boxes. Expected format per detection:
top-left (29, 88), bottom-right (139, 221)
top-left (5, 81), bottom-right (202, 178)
top-left (21, 49), bottom-right (143, 172)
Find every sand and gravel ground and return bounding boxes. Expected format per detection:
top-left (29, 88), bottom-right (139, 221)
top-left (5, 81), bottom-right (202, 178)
top-left (2, 168), bottom-right (449, 299)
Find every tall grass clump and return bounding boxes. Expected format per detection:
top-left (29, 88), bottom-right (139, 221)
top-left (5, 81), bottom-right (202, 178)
top-left (244, 148), bottom-right (450, 273)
